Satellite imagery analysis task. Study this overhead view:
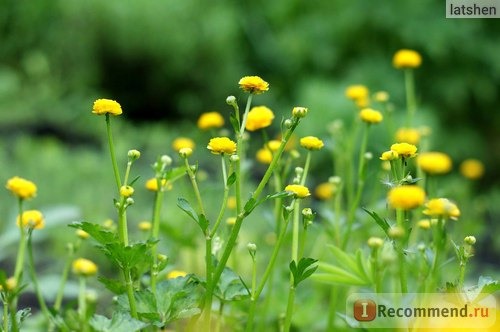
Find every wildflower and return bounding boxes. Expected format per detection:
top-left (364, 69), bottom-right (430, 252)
top-left (464, 236), bottom-right (476, 245)
top-left (172, 137), bottom-right (195, 152)
top-left (417, 219), bottom-right (431, 230)
top-left (256, 148), bottom-right (273, 164)
top-left (102, 219), bottom-right (115, 230)
top-left (6, 176), bottom-right (37, 200)
top-left (285, 184), bottom-right (311, 199)
top-left (292, 107), bottom-right (308, 118)
top-left (388, 226), bottom-right (405, 239)
top-left (417, 152), bottom-right (452, 175)
top-left (390, 143), bottom-right (417, 158)
top-left (238, 76), bottom-right (269, 94)
top-left (92, 99), bottom-right (122, 116)
top-left (76, 229), bottom-right (90, 239)
top-left (423, 198), bottom-right (460, 220)
top-left (387, 185), bottom-right (426, 210)
top-left (207, 137), bottom-right (237, 155)
top-left (266, 140), bottom-right (281, 151)
top-left (395, 128), bottom-right (421, 145)
top-left (138, 221), bottom-right (152, 231)
top-left (179, 147), bottom-right (193, 158)
top-left (345, 85), bottom-right (369, 101)
top-left (380, 150), bottom-right (399, 161)
top-left (197, 111), bottom-right (225, 130)
top-left (145, 178), bottom-right (170, 192)
top-left (359, 108), bottom-right (383, 124)
top-left (300, 136), bottom-right (324, 151)
top-left (127, 149), bottom-right (141, 161)
top-left (120, 185), bottom-right (134, 197)
top-left (367, 237), bottom-right (384, 248)
top-left (72, 258), bottom-right (98, 277)
top-left (227, 196), bottom-right (236, 210)
top-left (314, 182), bottom-right (336, 200)
top-left (0, 277), bottom-right (17, 292)
top-left (393, 49), bottom-right (422, 69)
top-left (226, 217), bottom-right (236, 226)
top-left (460, 159), bottom-right (485, 180)
top-left (167, 270), bottom-right (187, 279)
top-left (17, 210), bottom-right (45, 229)
top-left (374, 91), bottom-right (389, 103)
top-left (245, 106), bottom-right (275, 131)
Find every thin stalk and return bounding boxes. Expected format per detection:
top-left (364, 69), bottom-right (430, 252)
top-left (183, 158), bottom-right (206, 216)
top-left (12, 198), bottom-right (26, 329)
top-left (105, 114), bottom-right (122, 191)
top-left (404, 69), bottom-right (417, 127)
top-left (150, 181), bottom-right (165, 293)
top-left (371, 249), bottom-right (382, 293)
top-left (396, 208), bottom-right (408, 293)
top-left (77, 277), bottom-right (88, 332)
top-left (239, 94), bottom-right (253, 137)
top-left (123, 268), bottom-right (138, 318)
top-left (54, 242), bottom-right (77, 311)
top-left (117, 204), bottom-right (129, 246)
top-left (283, 285), bottom-right (296, 332)
top-left (3, 298), bottom-right (8, 332)
top-left (291, 201), bottom-right (300, 263)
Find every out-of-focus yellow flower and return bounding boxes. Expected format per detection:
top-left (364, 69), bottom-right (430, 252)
top-left (197, 111), bottom-right (225, 130)
top-left (395, 128), bottom-right (421, 145)
top-left (374, 91), bottom-right (389, 103)
top-left (72, 258), bottom-right (98, 277)
top-left (145, 178), bottom-right (170, 192)
top-left (423, 198), bottom-right (460, 220)
top-left (92, 99), bottom-right (122, 116)
top-left (227, 196), bottom-right (237, 210)
top-left (245, 106), bottom-right (275, 131)
top-left (300, 136), bottom-right (324, 151)
top-left (266, 140), bottom-right (281, 152)
top-left (285, 184), bottom-right (310, 199)
top-left (380, 150), bottom-right (399, 161)
top-left (390, 143), bottom-right (417, 158)
top-left (417, 219), bottom-right (431, 230)
top-left (367, 237), bottom-right (384, 248)
top-left (256, 148), bottom-right (273, 164)
top-left (393, 49), bottom-right (422, 69)
top-left (6, 176), bottom-right (37, 200)
top-left (207, 137), bottom-right (237, 155)
top-left (417, 152), bottom-right (452, 175)
top-left (167, 270), bottom-right (187, 279)
top-left (226, 217), bottom-right (236, 226)
top-left (238, 76), bottom-right (269, 94)
top-left (17, 210), bottom-right (45, 229)
top-left (0, 277), bottom-right (17, 292)
top-left (359, 108), bottom-right (383, 124)
top-left (460, 159), bottom-right (485, 180)
top-left (76, 229), bottom-right (90, 239)
top-left (172, 137), bottom-right (195, 152)
top-left (120, 185), bottom-right (134, 197)
top-left (387, 185), bottom-right (426, 210)
top-left (314, 182), bottom-right (336, 200)
top-left (345, 85), bottom-right (369, 101)
top-left (138, 221), bottom-right (152, 231)
top-left (179, 147), bottom-right (193, 158)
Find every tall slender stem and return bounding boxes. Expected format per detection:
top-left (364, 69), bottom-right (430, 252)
top-left (404, 69), bottom-right (417, 127)
top-left (150, 182), bottom-right (165, 293)
top-left (105, 114), bottom-right (122, 191)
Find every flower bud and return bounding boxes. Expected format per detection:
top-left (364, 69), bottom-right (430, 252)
top-left (120, 185), bottom-right (134, 198)
top-left (364, 152), bottom-right (373, 160)
top-left (464, 235), bottom-right (476, 245)
top-left (76, 229), bottom-right (90, 240)
top-left (367, 237), bottom-right (384, 248)
top-left (388, 226), bottom-right (405, 239)
top-left (161, 155), bottom-right (172, 166)
top-left (329, 176), bottom-right (342, 185)
top-left (284, 119), bottom-right (293, 128)
top-left (247, 242), bottom-right (257, 253)
top-left (230, 154), bottom-right (240, 163)
top-left (127, 149), bottom-right (141, 161)
top-left (226, 95), bottom-right (237, 106)
top-left (292, 106), bottom-right (308, 118)
top-left (179, 147), bottom-right (193, 158)
top-left (126, 197), bottom-right (135, 205)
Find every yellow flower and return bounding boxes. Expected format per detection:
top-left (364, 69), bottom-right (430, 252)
top-left (207, 137), bottom-right (237, 155)
top-left (138, 221), bottom-right (152, 231)
top-left (393, 49), bottom-right (422, 69)
top-left (120, 185), bottom-right (134, 197)
top-left (374, 91), bottom-right (389, 103)
top-left (172, 137), bottom-right (195, 152)
top-left (417, 152), bottom-right (452, 175)
top-left (167, 270), bottom-right (187, 279)
top-left (423, 198), bottom-right (460, 220)
top-left (460, 159), bottom-right (485, 180)
top-left (256, 148), bottom-right (273, 164)
top-left (179, 147), bottom-right (193, 158)
top-left (145, 178), bottom-right (170, 192)
top-left (76, 229), bottom-right (90, 239)
top-left (6, 176), bottom-right (37, 200)
top-left (387, 185), bottom-right (426, 210)
top-left (266, 140), bottom-right (281, 152)
top-left (92, 99), bottom-right (122, 116)
top-left (390, 143), bottom-right (417, 158)
top-left (417, 219), bottom-right (431, 230)
top-left (17, 210), bottom-right (45, 229)
top-left (359, 108), bottom-right (383, 124)
top-left (345, 85), bottom-right (369, 101)
top-left (197, 112), bottom-right (225, 130)
top-left (380, 150), bottom-right (399, 161)
top-left (314, 182), bottom-right (336, 200)
top-left (285, 184), bottom-right (311, 199)
top-left (245, 106), bottom-right (275, 131)
top-left (0, 277), bottom-right (17, 292)
top-left (72, 258), bottom-right (98, 277)
top-left (227, 196), bottom-right (237, 210)
top-left (238, 76), bottom-right (269, 94)
top-left (292, 107), bottom-right (308, 118)
top-left (300, 136), bottom-right (324, 151)
top-left (395, 128), bottom-right (421, 145)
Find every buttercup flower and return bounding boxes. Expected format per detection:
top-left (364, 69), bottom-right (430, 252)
top-left (314, 182), bottom-right (336, 200)
top-left (460, 159), bottom-right (485, 180)
top-left (390, 143), bottom-right (417, 158)
top-left (145, 178), bottom-right (170, 192)
top-left (423, 198), bottom-right (460, 220)
top-left (266, 140), bottom-right (281, 152)
top-left (120, 185), bottom-right (134, 197)
top-left (6, 176), bottom-right (37, 200)
top-left (207, 137), bottom-right (237, 155)
top-left (179, 147), bottom-right (193, 158)
top-left (238, 76), bottom-right (269, 94)
top-left (387, 185), bottom-right (426, 210)
top-left (76, 229), bottom-right (90, 239)
top-left (345, 85), bottom-right (369, 101)
top-left (417, 152), bottom-right (452, 175)
top-left (197, 112), bottom-right (225, 130)
top-left (395, 128), bottom-right (421, 145)
top-left (374, 91), bottom-right (389, 103)
top-left (0, 277), bottom-right (17, 292)
top-left (292, 107), bottom-right (308, 118)
top-left (17, 210), bottom-right (45, 229)
top-left (380, 150), bottom-right (399, 161)
top-left (72, 258), bottom-right (98, 277)
top-left (245, 106), bottom-right (275, 131)
top-left (417, 219), bottom-right (431, 230)
top-left (172, 137), bottom-right (195, 152)
top-left (359, 108), bottom-right (383, 124)
top-left (138, 221), bottom-right (152, 231)
top-left (92, 99), bottom-right (122, 116)
top-left (300, 136), bottom-right (324, 151)
top-left (256, 148), bottom-right (273, 164)
top-left (285, 184), bottom-right (311, 199)
top-left (167, 270), bottom-right (188, 279)
top-left (393, 49), bottom-right (422, 69)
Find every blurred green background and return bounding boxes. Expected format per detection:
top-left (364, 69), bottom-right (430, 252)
top-left (1, 0), bottom-right (499, 292)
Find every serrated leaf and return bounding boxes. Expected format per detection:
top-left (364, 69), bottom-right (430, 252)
top-left (226, 172), bottom-right (236, 186)
top-left (98, 276), bottom-right (126, 294)
top-left (363, 208), bottom-right (391, 236)
top-left (69, 221), bottom-right (118, 245)
top-left (156, 276), bottom-right (203, 322)
top-left (214, 266), bottom-right (250, 301)
top-left (90, 311), bottom-right (149, 332)
top-left (165, 165), bottom-right (188, 183)
top-left (290, 258), bottom-right (318, 287)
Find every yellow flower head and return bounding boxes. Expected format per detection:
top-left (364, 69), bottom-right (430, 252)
top-left (120, 185), bottom-right (134, 197)
top-left (138, 221), bottom-right (152, 231)
top-left (374, 91), bottom-right (389, 103)
top-left (256, 148), bottom-right (273, 164)
top-left (197, 112), bottom-right (225, 130)
top-left (380, 150), bottom-right (399, 161)
top-left (227, 196), bottom-right (237, 210)
top-left (172, 137), bottom-right (195, 152)
top-left (292, 107), bottom-right (309, 118)
top-left (207, 137), bottom-right (237, 155)
top-left (300, 136), bottom-right (324, 151)
top-left (92, 99), bottom-right (122, 116)
top-left (393, 49), bottom-right (422, 69)
top-left (460, 159), bottom-right (485, 180)
top-left (6, 176), bottom-right (37, 200)
top-left (285, 184), bottom-right (311, 199)
top-left (266, 140), bottom-right (281, 152)
top-left (72, 258), bottom-right (98, 277)
top-left (417, 219), bottom-right (431, 230)
top-left (345, 85), bottom-right (369, 101)
top-left (245, 106), bottom-right (275, 131)
top-left (359, 108), bottom-right (383, 124)
top-left (395, 128), bottom-right (421, 145)
top-left (417, 152), bottom-right (452, 175)
top-left (167, 270), bottom-right (188, 279)
top-left (423, 198), bottom-right (460, 220)
top-left (314, 182), bottom-right (336, 201)
top-left (17, 210), bottom-right (45, 229)
top-left (145, 178), bottom-right (170, 192)
top-left (238, 76), bottom-right (269, 94)
top-left (76, 229), bottom-right (90, 239)
top-left (387, 185), bottom-right (426, 210)
top-left (390, 143), bottom-right (417, 158)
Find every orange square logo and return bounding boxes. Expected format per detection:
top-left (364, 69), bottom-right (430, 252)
top-left (353, 299), bottom-right (376, 321)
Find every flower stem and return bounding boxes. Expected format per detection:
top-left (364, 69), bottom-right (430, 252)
top-left (123, 268), bottom-right (138, 318)
top-left (105, 114), bottom-right (122, 191)
top-left (150, 182), bottom-right (165, 293)
top-left (283, 285), bottom-right (296, 332)
top-left (54, 242), bottom-right (78, 311)
top-left (78, 276), bottom-right (89, 332)
top-left (404, 69), bottom-right (417, 127)
top-left (184, 157), bottom-right (206, 216)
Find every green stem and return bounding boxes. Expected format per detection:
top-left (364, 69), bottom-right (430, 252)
top-left (105, 114), bottom-right (122, 191)
top-left (283, 285), bottom-right (296, 332)
top-left (404, 69), bottom-right (417, 127)
top-left (371, 249), bottom-right (381, 293)
top-left (184, 158), bottom-right (206, 216)
top-left (3, 298), bottom-right (8, 332)
top-left (239, 94), bottom-right (253, 137)
top-left (54, 242), bottom-right (78, 312)
top-left (327, 287), bottom-right (338, 330)
top-left (150, 176), bottom-right (165, 294)
top-left (291, 201), bottom-right (300, 263)
top-left (123, 268), bottom-right (138, 318)
top-left (117, 204), bottom-right (129, 246)
top-left (78, 277), bottom-right (88, 332)
top-left (396, 208), bottom-right (408, 293)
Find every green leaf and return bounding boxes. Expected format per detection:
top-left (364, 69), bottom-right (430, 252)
top-left (69, 221), bottom-right (118, 245)
top-left (363, 208), bottom-right (391, 237)
top-left (90, 311), bottom-right (149, 332)
top-left (214, 266), bottom-right (250, 301)
top-left (165, 165), bottom-right (188, 182)
top-left (226, 172), bottom-right (236, 186)
top-left (177, 198), bottom-right (199, 223)
top-left (129, 175), bottom-right (140, 187)
top-left (244, 198), bottom-right (257, 214)
top-left (198, 214), bottom-right (210, 233)
top-left (290, 258), bottom-right (318, 287)
top-left (266, 191), bottom-right (293, 200)
top-left (229, 112), bottom-right (240, 133)
top-left (98, 276), bottom-right (126, 294)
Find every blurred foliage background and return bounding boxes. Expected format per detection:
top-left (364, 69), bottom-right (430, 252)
top-left (0, 0), bottom-right (499, 298)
